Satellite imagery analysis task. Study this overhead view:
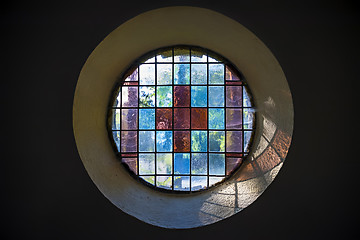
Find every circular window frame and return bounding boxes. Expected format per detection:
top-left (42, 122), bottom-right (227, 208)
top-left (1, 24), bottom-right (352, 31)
top-left (73, 6), bottom-right (293, 229)
top-left (107, 45), bottom-right (257, 194)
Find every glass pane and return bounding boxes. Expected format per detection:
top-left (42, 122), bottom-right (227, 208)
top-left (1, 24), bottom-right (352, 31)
top-left (125, 67), bottom-right (138, 81)
top-left (174, 153), bottom-right (190, 174)
top-left (243, 86), bottom-right (252, 107)
top-left (209, 131), bottom-right (225, 152)
top-left (121, 131), bottom-right (137, 152)
top-left (156, 48), bottom-right (172, 62)
top-left (174, 131), bottom-right (190, 152)
top-left (139, 131), bottom-right (155, 152)
top-left (111, 109), bottom-right (120, 130)
top-left (174, 47), bottom-right (190, 62)
top-left (139, 109), bottom-right (155, 129)
top-left (156, 86), bottom-right (172, 107)
top-left (225, 65), bottom-right (240, 81)
top-left (157, 64), bottom-right (172, 85)
top-left (191, 49), bottom-right (207, 62)
top-left (139, 86), bottom-right (155, 107)
top-left (113, 90), bottom-right (121, 107)
top-left (208, 86), bottom-right (224, 107)
top-left (191, 108), bottom-right (207, 129)
top-left (139, 153), bottom-right (155, 174)
top-left (191, 176), bottom-right (207, 191)
top-left (209, 177), bottom-right (225, 186)
top-left (156, 176), bottom-right (172, 190)
top-left (191, 64), bottom-right (207, 84)
top-left (156, 153), bottom-right (172, 174)
top-left (174, 86), bottom-right (190, 107)
top-left (208, 108), bottom-right (225, 129)
top-left (226, 108), bottom-right (242, 129)
top-left (208, 52), bottom-right (221, 63)
top-left (121, 157), bottom-right (137, 174)
top-left (139, 64), bottom-right (155, 85)
top-left (243, 108), bottom-right (255, 129)
top-left (112, 131), bottom-right (120, 152)
top-left (174, 108), bottom-right (190, 129)
top-left (156, 108), bottom-right (172, 129)
top-left (226, 86), bottom-right (242, 107)
top-left (174, 176), bottom-right (190, 191)
top-left (191, 131), bottom-right (207, 152)
top-left (226, 131), bottom-right (243, 152)
top-left (140, 176), bottom-right (155, 185)
top-left (209, 154), bottom-right (225, 175)
top-left (174, 64), bottom-right (190, 85)
top-left (191, 153), bottom-right (207, 175)
top-left (121, 109), bottom-right (137, 130)
top-left (122, 87), bottom-right (138, 107)
top-left (191, 86), bottom-right (207, 107)
top-left (209, 64), bottom-right (224, 84)
top-left (244, 131), bottom-right (253, 152)
top-left (156, 131), bottom-right (173, 152)
top-left (226, 157), bottom-right (243, 175)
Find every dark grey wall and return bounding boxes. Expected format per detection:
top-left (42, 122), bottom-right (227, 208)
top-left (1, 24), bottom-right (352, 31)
top-left (2, 0), bottom-right (357, 239)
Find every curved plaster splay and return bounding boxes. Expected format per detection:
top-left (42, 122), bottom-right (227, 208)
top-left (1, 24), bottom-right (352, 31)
top-left (73, 6), bottom-right (293, 228)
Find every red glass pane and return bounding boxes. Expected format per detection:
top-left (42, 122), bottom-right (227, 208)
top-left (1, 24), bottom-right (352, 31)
top-left (191, 108), bottom-right (207, 129)
top-left (123, 81), bottom-right (138, 85)
top-left (156, 109), bottom-right (172, 129)
top-left (174, 108), bottom-right (190, 129)
top-left (174, 86), bottom-right (190, 107)
top-left (121, 153), bottom-right (138, 157)
top-left (122, 157), bottom-right (138, 174)
top-left (225, 81), bottom-right (242, 85)
top-left (174, 131), bottom-right (190, 152)
top-left (225, 153), bottom-right (243, 157)
top-left (226, 157), bottom-right (243, 175)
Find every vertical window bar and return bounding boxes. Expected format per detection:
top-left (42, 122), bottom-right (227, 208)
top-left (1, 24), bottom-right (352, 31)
top-left (206, 50), bottom-right (209, 188)
top-left (189, 47), bottom-right (192, 192)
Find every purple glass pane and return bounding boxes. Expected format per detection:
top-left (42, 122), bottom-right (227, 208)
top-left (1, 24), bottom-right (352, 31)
top-left (125, 67), bottom-right (138, 81)
top-left (122, 87), bottom-right (138, 107)
top-left (121, 131), bottom-right (137, 152)
top-left (174, 86), bottom-right (190, 107)
top-left (226, 131), bottom-right (243, 152)
top-left (226, 157), bottom-right (243, 175)
top-left (121, 109), bottom-right (138, 130)
top-left (226, 108), bottom-right (242, 129)
top-left (174, 108), bottom-right (190, 129)
top-left (122, 157), bottom-right (138, 174)
top-left (226, 86), bottom-right (242, 107)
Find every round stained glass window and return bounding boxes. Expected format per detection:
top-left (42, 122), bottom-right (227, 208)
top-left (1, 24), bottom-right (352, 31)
top-left (108, 46), bottom-right (256, 192)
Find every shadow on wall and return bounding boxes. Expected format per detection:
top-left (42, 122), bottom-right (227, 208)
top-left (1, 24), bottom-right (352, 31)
top-left (198, 109), bottom-right (291, 223)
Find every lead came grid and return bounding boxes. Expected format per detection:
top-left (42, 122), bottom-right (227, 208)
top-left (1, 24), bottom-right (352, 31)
top-left (110, 46), bottom-right (255, 192)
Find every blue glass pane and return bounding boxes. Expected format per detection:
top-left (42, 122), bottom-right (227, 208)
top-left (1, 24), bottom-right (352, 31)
top-left (191, 86), bottom-right (207, 107)
top-left (243, 108), bottom-right (255, 129)
top-left (208, 86), bottom-right (224, 107)
top-left (156, 153), bottom-right (172, 174)
top-left (139, 131), bottom-right (155, 152)
top-left (243, 86), bottom-right (252, 107)
top-left (209, 154), bottom-right (225, 175)
top-left (191, 176), bottom-right (207, 191)
top-left (139, 109), bottom-right (155, 129)
top-left (191, 64), bottom-right (207, 84)
top-left (156, 131), bottom-right (173, 152)
top-left (191, 153), bottom-right (207, 175)
top-left (174, 176), bottom-right (190, 191)
top-left (209, 64), bottom-right (224, 84)
top-left (139, 154), bottom-right (155, 174)
top-left (209, 131), bottom-right (225, 152)
top-left (111, 109), bottom-right (120, 130)
top-left (112, 131), bottom-right (120, 152)
top-left (209, 108), bottom-right (225, 129)
top-left (209, 177), bottom-right (224, 186)
top-left (191, 131), bottom-right (207, 152)
top-left (174, 153), bottom-right (190, 174)
top-left (157, 86), bottom-right (173, 107)
top-left (244, 131), bottom-right (253, 152)
top-left (174, 64), bottom-right (190, 85)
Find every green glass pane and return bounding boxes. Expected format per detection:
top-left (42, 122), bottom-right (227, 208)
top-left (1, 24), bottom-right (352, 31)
top-left (209, 64), bottom-right (224, 84)
top-left (111, 109), bottom-right (120, 130)
top-left (191, 131), bottom-right (207, 152)
top-left (157, 64), bottom-right (172, 85)
top-left (208, 108), bottom-right (225, 129)
top-left (156, 176), bottom-right (172, 190)
top-left (156, 86), bottom-right (172, 107)
top-left (140, 176), bottom-right (155, 185)
top-left (139, 86), bottom-right (155, 107)
top-left (156, 153), bottom-right (173, 174)
top-left (209, 131), bottom-right (225, 152)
